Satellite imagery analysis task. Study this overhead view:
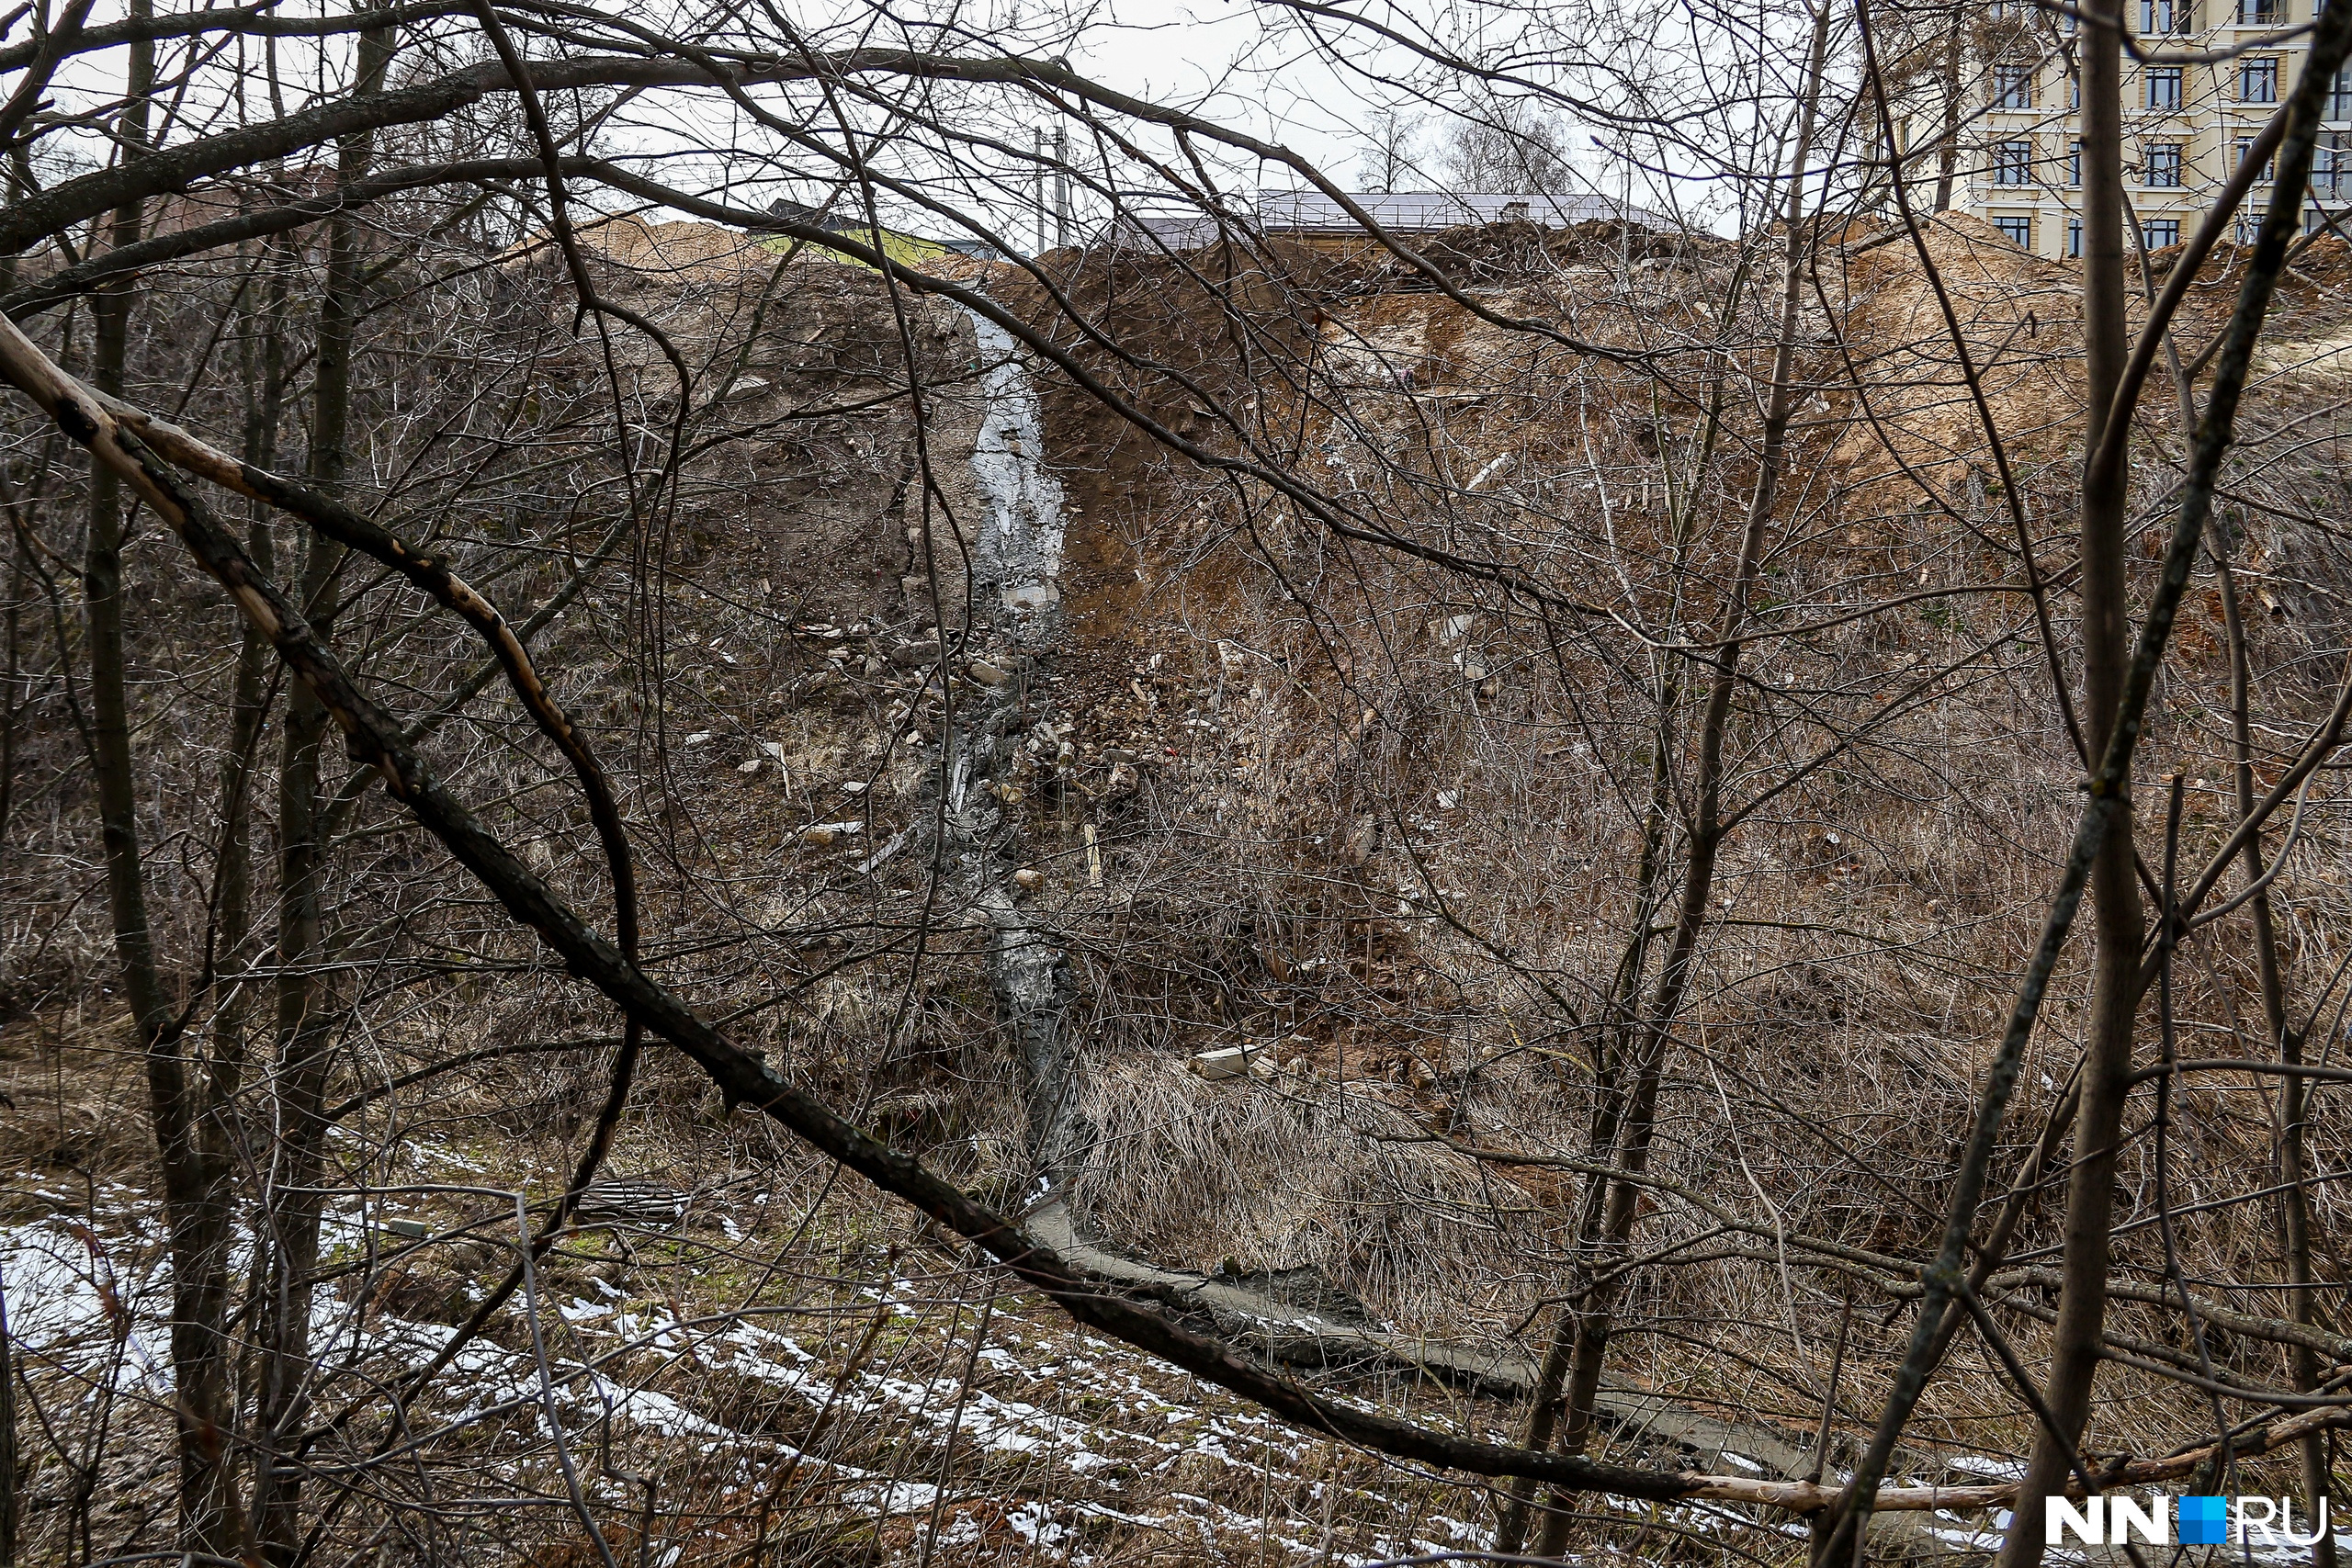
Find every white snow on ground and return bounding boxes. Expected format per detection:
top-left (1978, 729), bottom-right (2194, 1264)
top-left (0, 1210), bottom-right (174, 1394)
top-left (6, 1187), bottom-right (2111, 1562)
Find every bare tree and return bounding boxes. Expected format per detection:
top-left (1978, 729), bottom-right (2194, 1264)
top-left (1439, 96), bottom-right (1578, 192)
top-left (0, 1), bottom-right (2347, 1564)
top-left (1357, 108), bottom-right (1423, 194)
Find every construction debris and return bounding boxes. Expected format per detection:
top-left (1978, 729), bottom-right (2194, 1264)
top-left (1189, 1043), bottom-right (1277, 1081)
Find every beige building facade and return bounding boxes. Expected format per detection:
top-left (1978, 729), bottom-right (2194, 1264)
top-left (1950, 1), bottom-right (2347, 258)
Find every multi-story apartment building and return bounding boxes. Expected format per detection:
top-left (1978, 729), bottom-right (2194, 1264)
top-left (1941, 0), bottom-right (2350, 258)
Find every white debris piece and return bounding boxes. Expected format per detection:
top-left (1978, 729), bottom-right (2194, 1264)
top-left (1466, 454), bottom-right (1513, 491)
top-left (1190, 1043), bottom-right (1276, 1081)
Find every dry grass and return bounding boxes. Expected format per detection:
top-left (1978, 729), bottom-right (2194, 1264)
top-left (7, 213), bottom-right (2352, 1564)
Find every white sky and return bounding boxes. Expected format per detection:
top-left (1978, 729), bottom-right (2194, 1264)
top-left (966, 0), bottom-right (1826, 236)
top-left (10, 0), bottom-right (1818, 246)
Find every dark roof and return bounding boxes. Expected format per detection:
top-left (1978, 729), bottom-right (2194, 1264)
top-left (1257, 189), bottom-right (1677, 234)
top-left (1095, 188), bottom-right (1679, 251)
top-left (765, 197), bottom-right (1001, 259)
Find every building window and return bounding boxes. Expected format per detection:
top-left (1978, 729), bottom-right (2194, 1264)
top-left (2071, 141), bottom-right (2084, 185)
top-left (2306, 209), bottom-right (2334, 235)
top-left (2330, 63), bottom-right (2352, 120)
top-left (2145, 142), bottom-right (2185, 186)
top-left (2316, 132), bottom-right (2352, 196)
top-left (2237, 0), bottom-right (2278, 18)
top-left (1993, 65), bottom-right (2036, 108)
top-left (2235, 211), bottom-right (2262, 243)
top-left (2067, 217), bottom-right (2085, 256)
top-left (2242, 56), bottom-right (2279, 102)
top-left (2147, 67), bottom-right (2185, 108)
top-left (2143, 0), bottom-right (2190, 28)
top-left (1994, 214), bottom-right (2034, 247)
top-left (2144, 217), bottom-right (2183, 247)
top-left (1995, 141), bottom-right (2035, 185)
top-left (2234, 138), bottom-right (2276, 181)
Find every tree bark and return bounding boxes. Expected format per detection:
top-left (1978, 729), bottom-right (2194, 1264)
top-left (1490, 749), bottom-right (1671, 1556)
top-left (1998, 2), bottom-right (2144, 1558)
top-left (1932, 20), bottom-right (1963, 212)
top-left (81, 6), bottom-right (240, 1550)
top-left (0, 1272), bottom-right (17, 1568)
top-left (0, 230), bottom-right (20, 846)
top-left (249, 19), bottom-right (391, 1560)
top-left (2214, 513), bottom-right (2335, 1564)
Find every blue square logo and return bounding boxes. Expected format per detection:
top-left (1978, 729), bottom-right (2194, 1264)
top-left (2178, 1495), bottom-right (2228, 1546)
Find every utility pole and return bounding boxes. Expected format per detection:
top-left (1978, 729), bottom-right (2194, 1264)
top-left (1052, 125), bottom-right (1070, 248)
top-left (1621, 149), bottom-right (1632, 271)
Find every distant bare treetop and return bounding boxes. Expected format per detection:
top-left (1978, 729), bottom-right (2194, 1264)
top-left (1358, 107), bottom-right (1425, 194)
top-left (1438, 96), bottom-right (1579, 194)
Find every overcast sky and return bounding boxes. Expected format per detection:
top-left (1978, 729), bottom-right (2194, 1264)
top-left (976, 0), bottom-right (1810, 234)
top-left (13, 0), bottom-right (1803, 246)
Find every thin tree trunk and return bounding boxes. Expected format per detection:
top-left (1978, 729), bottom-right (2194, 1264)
top-left (0, 195), bottom-right (19, 847)
top-left (1491, 752), bottom-right (1673, 1556)
top-left (81, 7), bottom-right (239, 1550)
top-left (216, 250), bottom-right (287, 1025)
top-left (1997, 1), bottom-right (2143, 1558)
top-left (0, 1271), bottom-right (17, 1568)
top-left (1508, 9), bottom-right (1834, 1555)
top-left (1932, 21), bottom-right (1963, 212)
top-left (250, 20), bottom-right (391, 1560)
top-left (0, 508), bottom-right (25, 847)
top-left (251, 529), bottom-right (336, 1565)
top-left (2213, 514), bottom-right (2335, 1564)
top-left (1494, 274), bottom-right (1745, 1566)
top-left (204, 247), bottom-right (286, 1536)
